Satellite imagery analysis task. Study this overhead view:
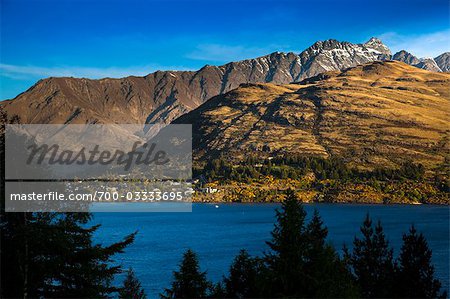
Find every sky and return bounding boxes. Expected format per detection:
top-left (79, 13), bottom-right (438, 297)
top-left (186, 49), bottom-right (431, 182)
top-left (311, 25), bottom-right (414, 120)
top-left (1, 0), bottom-right (449, 99)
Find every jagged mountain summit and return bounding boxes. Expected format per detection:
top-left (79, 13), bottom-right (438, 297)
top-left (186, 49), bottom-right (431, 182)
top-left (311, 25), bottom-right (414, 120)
top-left (392, 50), bottom-right (449, 72)
top-left (173, 61), bottom-right (450, 170)
top-left (434, 52), bottom-right (450, 72)
top-left (294, 37), bottom-right (391, 80)
top-left (1, 38), bottom-right (448, 125)
top-left (415, 58), bottom-right (442, 72)
top-left (392, 50), bottom-right (421, 66)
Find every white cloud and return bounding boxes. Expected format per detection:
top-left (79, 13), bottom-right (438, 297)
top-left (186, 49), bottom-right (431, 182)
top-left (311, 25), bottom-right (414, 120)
top-left (0, 63), bottom-right (193, 80)
top-left (186, 43), bottom-right (294, 63)
top-left (378, 29), bottom-right (450, 58)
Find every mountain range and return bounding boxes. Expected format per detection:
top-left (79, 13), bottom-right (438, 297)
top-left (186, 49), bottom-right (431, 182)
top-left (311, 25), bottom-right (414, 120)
top-left (2, 38), bottom-right (449, 126)
top-left (174, 60), bottom-right (449, 171)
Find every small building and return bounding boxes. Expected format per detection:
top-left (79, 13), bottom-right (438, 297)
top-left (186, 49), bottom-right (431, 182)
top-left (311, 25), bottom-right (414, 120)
top-left (200, 186), bottom-right (219, 194)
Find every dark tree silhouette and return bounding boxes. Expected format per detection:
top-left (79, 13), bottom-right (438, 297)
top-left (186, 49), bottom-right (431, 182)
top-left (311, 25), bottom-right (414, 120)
top-left (1, 111), bottom-right (137, 298)
top-left (161, 249), bottom-right (211, 298)
top-left (119, 268), bottom-right (147, 299)
top-left (1, 211), bottom-right (136, 298)
top-left (265, 188), bottom-right (308, 297)
top-left (395, 225), bottom-right (446, 298)
top-left (344, 214), bottom-right (395, 298)
top-left (304, 209), bottom-right (357, 298)
top-left (160, 202), bottom-right (445, 299)
top-left (223, 249), bottom-right (265, 298)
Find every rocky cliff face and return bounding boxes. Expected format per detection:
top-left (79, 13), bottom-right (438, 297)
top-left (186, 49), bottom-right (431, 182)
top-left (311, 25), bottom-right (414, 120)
top-left (392, 50), bottom-right (450, 72)
top-left (415, 58), bottom-right (442, 72)
top-left (392, 50), bottom-right (421, 65)
top-left (2, 38), bottom-right (448, 125)
top-left (434, 52), bottom-right (450, 72)
top-left (297, 38), bottom-right (392, 80)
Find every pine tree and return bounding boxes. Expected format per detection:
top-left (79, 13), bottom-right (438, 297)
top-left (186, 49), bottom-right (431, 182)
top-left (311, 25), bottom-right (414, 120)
top-left (344, 214), bottom-right (395, 298)
top-left (119, 268), bottom-right (147, 299)
top-left (224, 249), bottom-right (265, 298)
top-left (265, 188), bottom-right (308, 297)
top-left (209, 282), bottom-right (227, 298)
top-left (161, 249), bottom-right (211, 299)
top-left (395, 225), bottom-right (446, 298)
top-left (1, 212), bottom-right (136, 297)
top-left (306, 209), bottom-right (328, 249)
top-left (1, 113), bottom-right (137, 298)
top-left (1, 212), bottom-right (136, 298)
top-left (304, 209), bottom-right (358, 298)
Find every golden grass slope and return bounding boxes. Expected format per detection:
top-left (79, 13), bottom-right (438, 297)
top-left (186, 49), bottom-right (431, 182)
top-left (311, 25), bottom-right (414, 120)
top-left (175, 61), bottom-right (450, 170)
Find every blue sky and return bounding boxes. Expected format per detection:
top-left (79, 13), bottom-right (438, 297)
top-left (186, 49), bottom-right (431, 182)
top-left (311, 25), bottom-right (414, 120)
top-left (1, 0), bottom-right (449, 99)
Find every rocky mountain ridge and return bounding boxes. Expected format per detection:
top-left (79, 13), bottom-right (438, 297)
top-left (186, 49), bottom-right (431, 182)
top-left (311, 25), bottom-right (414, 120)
top-left (393, 50), bottom-right (448, 72)
top-left (2, 38), bottom-right (448, 125)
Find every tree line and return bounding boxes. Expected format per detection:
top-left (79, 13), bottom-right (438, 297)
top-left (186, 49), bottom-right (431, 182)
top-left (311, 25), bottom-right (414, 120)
top-left (198, 154), bottom-right (428, 183)
top-left (161, 190), bottom-right (447, 299)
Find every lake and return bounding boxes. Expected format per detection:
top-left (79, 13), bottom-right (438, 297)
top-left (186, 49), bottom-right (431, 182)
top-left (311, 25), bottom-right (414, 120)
top-left (92, 204), bottom-right (449, 298)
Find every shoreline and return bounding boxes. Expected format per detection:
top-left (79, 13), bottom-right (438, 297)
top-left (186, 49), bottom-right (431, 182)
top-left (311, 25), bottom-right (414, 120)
top-left (192, 201), bottom-right (449, 206)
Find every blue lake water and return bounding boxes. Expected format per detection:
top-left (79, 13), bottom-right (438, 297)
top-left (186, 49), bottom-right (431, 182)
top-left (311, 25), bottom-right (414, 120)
top-left (92, 204), bottom-right (449, 298)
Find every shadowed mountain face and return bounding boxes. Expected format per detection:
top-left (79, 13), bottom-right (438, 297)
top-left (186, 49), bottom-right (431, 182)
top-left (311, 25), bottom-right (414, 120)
top-left (393, 50), bottom-right (421, 66)
top-left (174, 61), bottom-right (450, 170)
top-left (4, 37), bottom-right (447, 125)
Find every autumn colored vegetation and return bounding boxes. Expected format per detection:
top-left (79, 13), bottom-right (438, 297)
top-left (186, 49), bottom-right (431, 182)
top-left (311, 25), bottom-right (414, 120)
top-left (193, 154), bottom-right (449, 204)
